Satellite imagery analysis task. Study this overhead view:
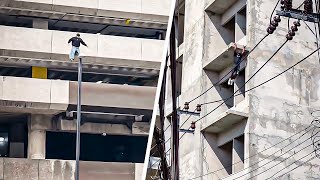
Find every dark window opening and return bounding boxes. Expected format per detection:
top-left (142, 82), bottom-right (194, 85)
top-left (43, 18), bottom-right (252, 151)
top-left (219, 141), bottom-right (233, 175)
top-left (177, 1), bottom-right (185, 46)
top-left (46, 132), bottom-right (148, 163)
top-left (220, 81), bottom-right (234, 108)
top-left (0, 14), bottom-right (165, 39)
top-left (223, 17), bottom-right (235, 45)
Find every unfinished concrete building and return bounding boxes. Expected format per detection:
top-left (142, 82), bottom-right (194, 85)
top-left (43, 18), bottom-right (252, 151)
top-left (150, 0), bottom-right (320, 179)
top-left (0, 0), bottom-right (170, 179)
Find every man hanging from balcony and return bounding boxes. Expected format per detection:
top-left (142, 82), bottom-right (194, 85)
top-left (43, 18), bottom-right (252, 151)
top-left (228, 43), bottom-right (246, 85)
top-left (68, 33), bottom-right (88, 62)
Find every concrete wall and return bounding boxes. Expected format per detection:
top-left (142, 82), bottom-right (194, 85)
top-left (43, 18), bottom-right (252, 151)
top-left (0, 76), bottom-right (156, 114)
top-left (0, 26), bottom-right (164, 69)
top-left (0, 158), bottom-right (141, 180)
top-left (1, 0), bottom-right (171, 22)
top-left (169, 0), bottom-right (320, 179)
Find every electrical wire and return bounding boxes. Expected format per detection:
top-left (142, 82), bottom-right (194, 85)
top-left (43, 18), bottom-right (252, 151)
top-left (265, 151), bottom-right (316, 179)
top-left (229, 131), bottom-right (318, 180)
top-left (186, 0), bottom-right (283, 104)
top-left (201, 47), bottom-right (320, 106)
top-left (188, 125), bottom-right (312, 179)
top-left (194, 40), bottom-right (288, 123)
top-left (186, 34), bottom-right (269, 104)
top-left (274, 155), bottom-right (317, 179)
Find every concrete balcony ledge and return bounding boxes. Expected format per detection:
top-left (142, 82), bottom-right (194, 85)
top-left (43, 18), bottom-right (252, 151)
top-left (0, 76), bottom-right (156, 114)
top-left (201, 109), bottom-right (248, 133)
top-left (0, 0), bottom-right (170, 24)
top-left (203, 42), bottom-right (248, 73)
top-left (205, 0), bottom-right (238, 14)
top-left (0, 157), bottom-right (142, 180)
top-left (0, 26), bottom-right (164, 70)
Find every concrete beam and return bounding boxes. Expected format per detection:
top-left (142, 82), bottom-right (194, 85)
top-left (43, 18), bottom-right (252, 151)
top-left (201, 109), bottom-right (248, 133)
top-left (0, 76), bottom-right (156, 114)
top-left (0, 26), bottom-right (164, 70)
top-left (69, 81), bottom-right (156, 110)
top-left (205, 0), bottom-right (238, 14)
top-left (132, 122), bottom-right (150, 136)
top-left (1, 0), bottom-right (170, 24)
top-left (0, 76), bottom-right (69, 114)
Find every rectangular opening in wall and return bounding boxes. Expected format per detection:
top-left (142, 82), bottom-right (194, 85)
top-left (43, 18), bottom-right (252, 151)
top-left (219, 141), bottom-right (233, 175)
top-left (223, 17), bottom-right (235, 45)
top-left (220, 81), bottom-right (234, 108)
top-left (177, 1), bottom-right (185, 46)
top-left (233, 135), bottom-right (244, 173)
top-left (234, 70), bottom-right (245, 105)
top-left (235, 6), bottom-right (247, 43)
top-left (46, 132), bottom-right (148, 163)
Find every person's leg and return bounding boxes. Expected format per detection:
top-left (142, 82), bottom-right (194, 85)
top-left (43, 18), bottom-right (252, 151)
top-left (69, 46), bottom-right (76, 61)
top-left (75, 47), bottom-right (80, 58)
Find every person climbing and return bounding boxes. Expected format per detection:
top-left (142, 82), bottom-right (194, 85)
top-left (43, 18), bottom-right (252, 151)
top-left (68, 33), bottom-right (88, 62)
top-left (228, 43), bottom-right (246, 85)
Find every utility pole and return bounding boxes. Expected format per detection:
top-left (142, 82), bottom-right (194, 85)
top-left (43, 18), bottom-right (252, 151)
top-left (75, 57), bottom-right (82, 180)
top-left (169, 16), bottom-right (179, 180)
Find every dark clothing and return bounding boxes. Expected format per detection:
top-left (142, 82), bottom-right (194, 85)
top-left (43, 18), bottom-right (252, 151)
top-left (68, 37), bottom-right (87, 47)
top-left (231, 53), bottom-right (242, 79)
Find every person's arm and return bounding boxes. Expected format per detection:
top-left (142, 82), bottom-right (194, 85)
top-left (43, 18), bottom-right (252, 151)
top-left (68, 37), bottom-right (73, 44)
top-left (80, 39), bottom-right (88, 47)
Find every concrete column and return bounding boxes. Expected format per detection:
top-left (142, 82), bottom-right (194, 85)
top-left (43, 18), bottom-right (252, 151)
top-left (27, 114), bottom-right (51, 159)
top-left (33, 19), bottom-right (49, 29)
top-left (28, 129), bottom-right (46, 159)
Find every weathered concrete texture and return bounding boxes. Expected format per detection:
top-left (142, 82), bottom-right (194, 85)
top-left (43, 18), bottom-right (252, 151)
top-left (3, 158), bottom-right (38, 180)
top-left (0, 158), bottom-right (3, 180)
top-left (39, 160), bottom-right (75, 180)
top-left (166, 0), bottom-right (320, 179)
top-left (0, 158), bottom-right (138, 180)
top-left (0, 26), bottom-right (164, 69)
top-left (27, 129), bottom-right (46, 159)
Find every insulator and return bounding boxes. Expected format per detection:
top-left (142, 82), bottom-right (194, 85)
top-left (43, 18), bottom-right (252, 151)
top-left (283, 0), bottom-right (293, 10)
top-left (274, 16), bottom-right (281, 22)
top-left (280, 0), bottom-right (285, 4)
top-left (267, 27), bottom-right (275, 34)
top-left (288, 30), bottom-right (295, 36)
top-left (269, 25), bottom-right (277, 31)
top-left (293, 21), bottom-right (301, 27)
top-left (304, 0), bottom-right (313, 14)
top-left (191, 122), bottom-right (196, 130)
top-left (291, 25), bottom-right (298, 31)
top-left (196, 104), bottom-right (201, 112)
top-left (286, 34), bottom-right (293, 40)
top-left (271, 21), bottom-right (279, 27)
top-left (184, 102), bottom-right (189, 110)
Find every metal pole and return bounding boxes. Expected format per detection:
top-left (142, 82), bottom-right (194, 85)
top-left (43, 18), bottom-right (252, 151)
top-left (75, 57), bottom-right (82, 180)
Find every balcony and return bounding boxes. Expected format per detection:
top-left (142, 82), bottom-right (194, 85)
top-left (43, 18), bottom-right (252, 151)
top-left (0, 76), bottom-right (156, 114)
top-left (0, 0), bottom-right (170, 29)
top-left (0, 158), bottom-right (142, 180)
top-left (0, 26), bottom-right (164, 70)
top-left (201, 108), bottom-right (248, 133)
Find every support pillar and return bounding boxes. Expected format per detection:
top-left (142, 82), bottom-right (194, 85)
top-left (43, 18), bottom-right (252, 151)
top-left (27, 114), bottom-right (51, 159)
top-left (27, 129), bottom-right (46, 159)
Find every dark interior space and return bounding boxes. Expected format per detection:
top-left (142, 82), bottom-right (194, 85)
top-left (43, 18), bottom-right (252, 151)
top-left (46, 132), bottom-right (148, 163)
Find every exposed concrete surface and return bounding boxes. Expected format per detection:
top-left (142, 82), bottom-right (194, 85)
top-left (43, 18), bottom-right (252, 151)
top-left (0, 158), bottom-right (139, 180)
top-left (166, 0), bottom-right (320, 179)
top-left (0, 26), bottom-right (164, 69)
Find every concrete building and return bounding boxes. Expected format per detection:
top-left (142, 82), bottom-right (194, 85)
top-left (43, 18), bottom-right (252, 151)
top-left (149, 0), bottom-right (320, 179)
top-left (0, 0), bottom-right (170, 179)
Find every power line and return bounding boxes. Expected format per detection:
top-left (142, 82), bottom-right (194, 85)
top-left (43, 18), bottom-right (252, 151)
top-left (186, 0), bottom-right (283, 104)
top-left (265, 151), bottom-right (316, 180)
top-left (194, 40), bottom-right (288, 123)
top-left (186, 34), bottom-right (269, 104)
top-left (274, 155), bottom-right (317, 179)
top-left (230, 131), bottom-right (318, 180)
top-left (201, 47), bottom-right (320, 106)
top-left (188, 125), bottom-right (312, 179)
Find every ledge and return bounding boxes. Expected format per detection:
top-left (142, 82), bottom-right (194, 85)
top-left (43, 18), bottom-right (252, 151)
top-left (205, 0), bottom-right (238, 14)
top-left (203, 42), bottom-right (248, 72)
top-left (201, 109), bottom-right (248, 133)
